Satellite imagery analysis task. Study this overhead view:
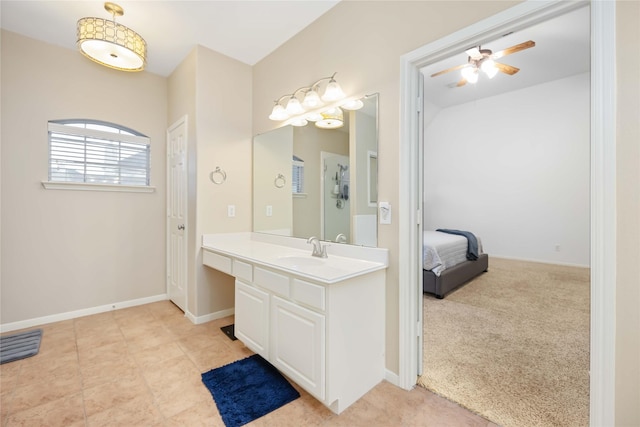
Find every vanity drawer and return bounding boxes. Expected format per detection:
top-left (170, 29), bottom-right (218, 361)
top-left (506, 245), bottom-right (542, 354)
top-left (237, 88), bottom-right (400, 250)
top-left (233, 260), bottom-right (253, 282)
top-left (254, 267), bottom-right (290, 298)
top-left (292, 279), bottom-right (325, 312)
top-left (203, 250), bottom-right (232, 274)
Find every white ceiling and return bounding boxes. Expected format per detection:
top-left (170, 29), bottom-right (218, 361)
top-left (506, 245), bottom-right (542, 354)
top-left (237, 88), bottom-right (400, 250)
top-left (421, 5), bottom-right (590, 108)
top-left (0, 0), bottom-right (340, 76)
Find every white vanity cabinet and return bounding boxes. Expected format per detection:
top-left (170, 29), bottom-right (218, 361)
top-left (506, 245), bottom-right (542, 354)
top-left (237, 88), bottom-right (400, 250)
top-left (202, 233), bottom-right (388, 415)
top-left (234, 280), bottom-right (269, 359)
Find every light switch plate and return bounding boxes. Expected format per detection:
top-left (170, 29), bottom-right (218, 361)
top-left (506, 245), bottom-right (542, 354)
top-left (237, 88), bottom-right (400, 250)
top-left (227, 205), bottom-right (236, 217)
top-left (379, 202), bottom-right (391, 224)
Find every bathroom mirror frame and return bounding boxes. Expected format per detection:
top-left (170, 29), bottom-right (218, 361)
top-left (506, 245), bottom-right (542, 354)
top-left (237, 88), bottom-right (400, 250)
top-left (253, 93), bottom-right (379, 247)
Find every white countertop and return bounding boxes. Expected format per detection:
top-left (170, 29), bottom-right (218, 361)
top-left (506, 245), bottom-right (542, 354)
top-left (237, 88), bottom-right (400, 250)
top-left (202, 232), bottom-right (388, 284)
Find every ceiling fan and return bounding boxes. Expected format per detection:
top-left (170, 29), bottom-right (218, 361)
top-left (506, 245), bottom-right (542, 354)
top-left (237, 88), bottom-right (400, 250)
top-left (431, 40), bottom-right (536, 87)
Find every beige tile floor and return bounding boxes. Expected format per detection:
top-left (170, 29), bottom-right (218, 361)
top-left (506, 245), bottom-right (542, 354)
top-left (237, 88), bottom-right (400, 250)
top-left (1, 301), bottom-right (495, 426)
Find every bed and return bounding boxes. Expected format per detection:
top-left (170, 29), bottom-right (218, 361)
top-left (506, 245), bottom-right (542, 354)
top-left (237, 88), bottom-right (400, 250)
top-left (423, 230), bottom-right (489, 298)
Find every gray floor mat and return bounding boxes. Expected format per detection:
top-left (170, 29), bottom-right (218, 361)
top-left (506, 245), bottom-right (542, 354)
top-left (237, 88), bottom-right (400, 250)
top-left (0, 329), bottom-right (42, 364)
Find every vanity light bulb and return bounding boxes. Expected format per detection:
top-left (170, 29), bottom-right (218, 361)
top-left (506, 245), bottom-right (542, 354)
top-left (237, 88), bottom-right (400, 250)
top-left (305, 112), bottom-right (323, 122)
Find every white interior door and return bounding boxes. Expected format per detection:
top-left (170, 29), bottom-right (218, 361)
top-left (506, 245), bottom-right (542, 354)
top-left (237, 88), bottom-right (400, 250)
top-left (167, 116), bottom-right (188, 312)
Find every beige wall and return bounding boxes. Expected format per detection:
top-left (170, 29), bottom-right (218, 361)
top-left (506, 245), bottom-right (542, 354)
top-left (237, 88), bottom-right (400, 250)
top-left (615, 2), bottom-right (640, 424)
top-left (168, 45), bottom-right (253, 319)
top-left (253, 0), bottom-right (519, 377)
top-left (0, 30), bottom-right (168, 324)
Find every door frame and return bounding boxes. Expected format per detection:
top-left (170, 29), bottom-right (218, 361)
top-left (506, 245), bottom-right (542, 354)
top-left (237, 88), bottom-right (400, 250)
top-left (398, 1), bottom-right (616, 426)
top-left (166, 115), bottom-right (189, 312)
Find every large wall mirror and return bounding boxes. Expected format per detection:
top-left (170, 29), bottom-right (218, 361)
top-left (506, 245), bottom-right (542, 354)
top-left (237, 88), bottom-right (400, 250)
top-left (253, 94), bottom-right (379, 247)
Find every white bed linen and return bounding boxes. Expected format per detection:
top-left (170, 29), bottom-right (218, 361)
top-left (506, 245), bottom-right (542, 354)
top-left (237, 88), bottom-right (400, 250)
top-left (423, 230), bottom-right (482, 276)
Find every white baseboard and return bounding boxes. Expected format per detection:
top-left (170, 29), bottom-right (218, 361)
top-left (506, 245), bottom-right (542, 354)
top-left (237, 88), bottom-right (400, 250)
top-left (491, 255), bottom-right (590, 269)
top-left (0, 294), bottom-right (168, 333)
top-left (385, 368), bottom-right (401, 388)
top-left (185, 308), bottom-right (235, 325)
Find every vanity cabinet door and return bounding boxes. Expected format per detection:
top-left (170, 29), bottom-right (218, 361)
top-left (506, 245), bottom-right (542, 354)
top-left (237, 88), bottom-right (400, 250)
top-left (234, 280), bottom-right (269, 359)
top-left (271, 295), bottom-right (325, 400)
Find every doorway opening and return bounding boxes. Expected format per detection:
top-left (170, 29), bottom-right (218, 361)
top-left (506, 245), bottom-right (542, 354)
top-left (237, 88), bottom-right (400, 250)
top-left (398, 2), bottom-right (617, 426)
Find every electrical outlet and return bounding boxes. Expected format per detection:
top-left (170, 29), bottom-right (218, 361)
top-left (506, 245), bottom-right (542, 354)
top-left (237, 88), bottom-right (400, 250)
top-left (227, 205), bottom-right (235, 217)
top-left (266, 205), bottom-right (273, 217)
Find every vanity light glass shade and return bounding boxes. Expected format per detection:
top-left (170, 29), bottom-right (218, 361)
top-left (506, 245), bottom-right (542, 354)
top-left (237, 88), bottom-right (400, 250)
top-left (290, 117), bottom-right (309, 127)
top-left (77, 3), bottom-right (146, 72)
top-left (269, 104), bottom-right (289, 121)
top-left (461, 66), bottom-right (479, 84)
top-left (321, 79), bottom-right (346, 102)
top-left (481, 59), bottom-right (499, 78)
top-left (340, 99), bottom-right (364, 110)
top-left (305, 112), bottom-right (323, 122)
top-left (285, 97), bottom-right (305, 115)
top-left (315, 107), bottom-right (344, 129)
top-left (302, 90), bottom-right (323, 108)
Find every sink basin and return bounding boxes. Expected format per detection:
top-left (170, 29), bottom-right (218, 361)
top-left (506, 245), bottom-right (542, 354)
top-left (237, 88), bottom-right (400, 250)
top-left (276, 255), bottom-right (325, 268)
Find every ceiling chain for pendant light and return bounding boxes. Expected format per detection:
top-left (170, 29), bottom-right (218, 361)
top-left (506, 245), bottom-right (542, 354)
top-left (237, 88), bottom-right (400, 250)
top-left (77, 2), bottom-right (147, 72)
top-left (268, 72), bottom-right (363, 129)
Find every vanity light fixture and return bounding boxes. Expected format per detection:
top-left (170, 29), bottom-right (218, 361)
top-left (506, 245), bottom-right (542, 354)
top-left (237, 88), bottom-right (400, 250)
top-left (268, 72), bottom-right (362, 128)
top-left (77, 2), bottom-right (147, 72)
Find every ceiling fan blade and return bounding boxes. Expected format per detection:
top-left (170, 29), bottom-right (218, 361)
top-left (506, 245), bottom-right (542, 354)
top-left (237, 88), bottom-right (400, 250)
top-left (465, 47), bottom-right (482, 60)
top-left (495, 62), bottom-right (520, 75)
top-left (493, 40), bottom-right (535, 59)
top-left (456, 78), bottom-right (467, 87)
top-left (430, 63), bottom-right (468, 78)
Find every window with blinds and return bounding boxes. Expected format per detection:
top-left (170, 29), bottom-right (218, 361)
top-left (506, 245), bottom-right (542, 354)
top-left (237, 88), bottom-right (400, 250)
top-left (292, 155), bottom-right (304, 194)
top-left (48, 120), bottom-right (150, 187)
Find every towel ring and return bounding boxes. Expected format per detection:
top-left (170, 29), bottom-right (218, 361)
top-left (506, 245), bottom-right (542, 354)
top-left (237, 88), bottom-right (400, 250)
top-left (210, 167), bottom-right (226, 185)
top-left (274, 173), bottom-right (286, 188)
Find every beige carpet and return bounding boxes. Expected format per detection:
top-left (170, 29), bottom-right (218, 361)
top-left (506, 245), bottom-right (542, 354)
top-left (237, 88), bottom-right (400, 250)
top-left (418, 257), bottom-right (590, 427)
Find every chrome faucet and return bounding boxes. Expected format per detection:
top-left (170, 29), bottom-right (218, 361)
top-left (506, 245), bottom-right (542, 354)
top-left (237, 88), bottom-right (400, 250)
top-left (335, 233), bottom-right (347, 244)
top-left (307, 236), bottom-right (328, 258)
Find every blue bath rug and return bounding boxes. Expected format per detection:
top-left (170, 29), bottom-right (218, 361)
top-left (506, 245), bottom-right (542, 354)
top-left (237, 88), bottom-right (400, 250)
top-left (0, 329), bottom-right (42, 364)
top-left (201, 354), bottom-right (300, 427)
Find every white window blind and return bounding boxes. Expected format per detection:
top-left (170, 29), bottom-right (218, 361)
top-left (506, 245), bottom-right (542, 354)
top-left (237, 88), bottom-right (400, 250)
top-left (48, 120), bottom-right (150, 187)
top-left (292, 155), bottom-right (304, 194)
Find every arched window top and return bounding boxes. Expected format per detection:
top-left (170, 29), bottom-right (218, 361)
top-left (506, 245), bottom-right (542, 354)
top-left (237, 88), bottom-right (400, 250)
top-left (49, 119), bottom-right (147, 138)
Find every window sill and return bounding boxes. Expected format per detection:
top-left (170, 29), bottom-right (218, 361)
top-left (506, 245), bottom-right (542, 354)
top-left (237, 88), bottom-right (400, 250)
top-left (41, 181), bottom-right (156, 193)
top-left (293, 193), bottom-right (308, 199)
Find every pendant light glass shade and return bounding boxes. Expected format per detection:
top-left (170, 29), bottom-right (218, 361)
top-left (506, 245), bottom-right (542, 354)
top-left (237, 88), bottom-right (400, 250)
top-left (269, 104), bottom-right (289, 121)
top-left (302, 89), bottom-right (323, 108)
top-left (315, 107), bottom-right (344, 129)
top-left (461, 66), bottom-right (479, 84)
top-left (285, 97), bottom-right (305, 115)
top-left (77, 3), bottom-right (146, 72)
top-left (321, 79), bottom-right (345, 102)
top-left (340, 99), bottom-right (364, 110)
top-left (481, 59), bottom-right (498, 78)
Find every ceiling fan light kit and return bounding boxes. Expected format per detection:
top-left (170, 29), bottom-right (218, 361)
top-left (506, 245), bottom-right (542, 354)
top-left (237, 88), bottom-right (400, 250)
top-left (431, 40), bottom-right (535, 87)
top-left (268, 72), bottom-right (363, 129)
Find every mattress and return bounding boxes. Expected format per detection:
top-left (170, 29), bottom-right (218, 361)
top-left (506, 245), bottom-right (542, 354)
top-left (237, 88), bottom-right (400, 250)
top-left (423, 230), bottom-right (482, 276)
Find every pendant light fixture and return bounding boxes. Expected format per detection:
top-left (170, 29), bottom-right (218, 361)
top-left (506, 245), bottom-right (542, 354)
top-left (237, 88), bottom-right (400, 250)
top-left (77, 2), bottom-right (147, 72)
top-left (268, 73), bottom-right (362, 128)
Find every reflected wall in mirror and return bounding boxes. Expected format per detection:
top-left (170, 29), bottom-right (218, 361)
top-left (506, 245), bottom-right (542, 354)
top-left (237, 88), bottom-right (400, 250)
top-left (253, 94), bottom-right (379, 247)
